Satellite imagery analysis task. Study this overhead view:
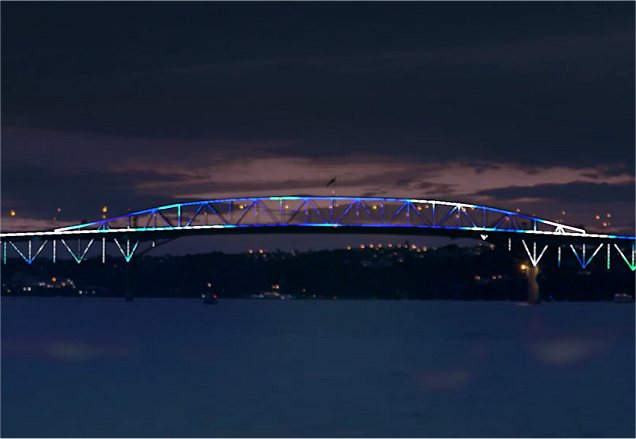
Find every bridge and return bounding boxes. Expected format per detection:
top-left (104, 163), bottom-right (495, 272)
top-left (1, 196), bottom-right (634, 271)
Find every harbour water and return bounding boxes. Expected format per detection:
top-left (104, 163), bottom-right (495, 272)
top-left (2, 298), bottom-right (634, 437)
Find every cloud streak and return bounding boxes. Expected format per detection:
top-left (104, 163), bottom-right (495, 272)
top-left (473, 181), bottom-right (635, 204)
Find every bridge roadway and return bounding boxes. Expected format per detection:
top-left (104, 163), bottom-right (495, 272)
top-left (1, 222), bottom-right (633, 246)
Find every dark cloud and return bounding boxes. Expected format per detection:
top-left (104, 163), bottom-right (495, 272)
top-left (1, 2), bottom-right (634, 238)
top-left (580, 164), bottom-right (634, 180)
top-left (2, 2), bottom-right (634, 168)
top-left (417, 182), bottom-right (456, 196)
top-left (473, 181), bottom-right (635, 204)
top-left (474, 162), bottom-right (503, 174)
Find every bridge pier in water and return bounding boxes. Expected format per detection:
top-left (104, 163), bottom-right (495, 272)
top-left (527, 265), bottom-right (540, 304)
top-left (123, 260), bottom-right (136, 301)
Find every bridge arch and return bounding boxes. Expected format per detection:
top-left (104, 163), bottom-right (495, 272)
top-left (54, 195), bottom-right (587, 238)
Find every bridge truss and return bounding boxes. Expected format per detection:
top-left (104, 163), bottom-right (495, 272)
top-left (1, 196), bottom-right (634, 270)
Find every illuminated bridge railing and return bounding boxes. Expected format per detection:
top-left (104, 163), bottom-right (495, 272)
top-left (1, 196), bottom-right (634, 270)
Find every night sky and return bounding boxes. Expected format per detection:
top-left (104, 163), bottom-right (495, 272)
top-left (2, 2), bottom-right (634, 249)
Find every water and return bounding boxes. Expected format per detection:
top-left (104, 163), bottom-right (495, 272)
top-left (2, 298), bottom-right (634, 437)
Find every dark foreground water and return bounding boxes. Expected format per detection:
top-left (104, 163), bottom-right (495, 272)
top-left (1, 298), bottom-right (634, 438)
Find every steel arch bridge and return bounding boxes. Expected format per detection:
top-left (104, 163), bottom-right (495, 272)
top-left (1, 196), bottom-right (634, 270)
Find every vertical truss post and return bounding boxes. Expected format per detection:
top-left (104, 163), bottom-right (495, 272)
top-left (606, 243), bottom-right (611, 270)
top-left (380, 200), bottom-right (385, 224)
top-left (582, 244), bottom-right (586, 262)
top-left (508, 238), bottom-right (511, 252)
top-left (28, 240), bottom-right (32, 262)
top-left (53, 240), bottom-right (56, 263)
top-left (2, 242), bottom-right (6, 264)
top-left (102, 237), bottom-right (106, 263)
top-left (279, 199), bottom-right (283, 224)
top-left (177, 205), bottom-right (182, 227)
top-left (432, 202), bottom-right (436, 226)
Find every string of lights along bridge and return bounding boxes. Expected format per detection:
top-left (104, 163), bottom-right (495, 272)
top-left (1, 196), bottom-right (634, 270)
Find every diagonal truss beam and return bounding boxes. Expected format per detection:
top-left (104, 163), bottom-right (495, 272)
top-left (570, 244), bottom-right (604, 269)
top-left (60, 239), bottom-right (95, 264)
top-left (522, 239), bottom-right (549, 267)
top-left (3, 240), bottom-right (49, 264)
top-left (614, 244), bottom-right (636, 271)
top-left (113, 238), bottom-right (139, 263)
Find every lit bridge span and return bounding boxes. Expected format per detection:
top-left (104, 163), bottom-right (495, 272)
top-left (1, 196), bottom-right (634, 270)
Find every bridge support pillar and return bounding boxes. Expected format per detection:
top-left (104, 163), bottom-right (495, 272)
top-left (527, 265), bottom-right (540, 304)
top-left (124, 261), bottom-right (135, 301)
